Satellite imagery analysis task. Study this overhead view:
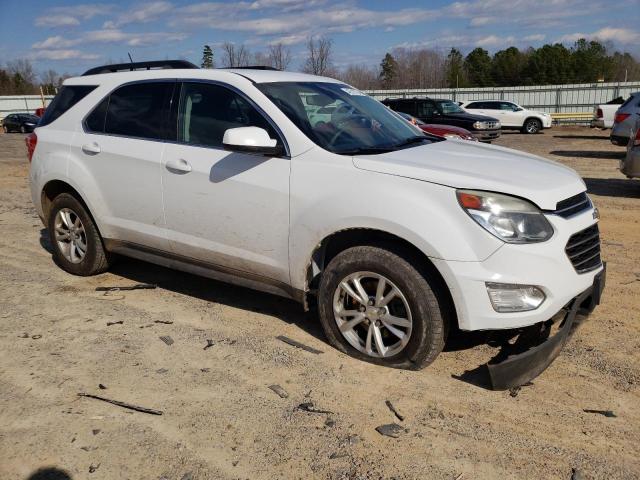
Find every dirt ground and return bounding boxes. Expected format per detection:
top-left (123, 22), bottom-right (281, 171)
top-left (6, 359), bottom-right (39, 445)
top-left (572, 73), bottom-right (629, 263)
top-left (0, 127), bottom-right (639, 480)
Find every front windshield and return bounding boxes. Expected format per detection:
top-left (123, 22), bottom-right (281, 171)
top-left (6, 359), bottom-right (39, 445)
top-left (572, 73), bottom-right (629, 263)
top-left (435, 100), bottom-right (464, 114)
top-left (258, 82), bottom-right (436, 155)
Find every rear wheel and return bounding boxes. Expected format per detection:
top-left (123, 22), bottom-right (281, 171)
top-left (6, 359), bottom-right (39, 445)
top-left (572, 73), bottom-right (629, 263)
top-left (20, 125), bottom-right (26, 133)
top-left (47, 193), bottom-right (111, 276)
top-left (522, 118), bottom-right (542, 134)
top-left (2, 125), bottom-right (7, 133)
top-left (318, 246), bottom-right (446, 370)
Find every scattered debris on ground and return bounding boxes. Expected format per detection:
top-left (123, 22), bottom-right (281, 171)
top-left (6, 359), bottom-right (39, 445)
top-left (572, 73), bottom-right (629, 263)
top-left (106, 320), bottom-right (123, 326)
top-left (268, 384), bottom-right (289, 398)
top-left (159, 336), bottom-right (174, 346)
top-left (583, 409), bottom-right (617, 418)
top-left (276, 335), bottom-right (323, 354)
top-left (385, 400), bottom-right (404, 421)
top-left (296, 401), bottom-right (333, 414)
top-left (375, 423), bottom-right (407, 438)
top-left (154, 320), bottom-right (173, 325)
top-left (203, 339), bottom-right (215, 350)
top-left (95, 284), bottom-right (157, 292)
top-left (78, 393), bottom-right (163, 415)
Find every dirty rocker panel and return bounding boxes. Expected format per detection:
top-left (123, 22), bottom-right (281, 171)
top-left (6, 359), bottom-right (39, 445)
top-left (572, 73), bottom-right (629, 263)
top-left (103, 239), bottom-right (305, 303)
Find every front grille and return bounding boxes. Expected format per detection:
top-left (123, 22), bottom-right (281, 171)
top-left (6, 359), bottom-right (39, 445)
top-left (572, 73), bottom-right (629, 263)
top-left (485, 121), bottom-right (499, 129)
top-left (554, 192), bottom-right (591, 218)
top-left (565, 224), bottom-right (602, 273)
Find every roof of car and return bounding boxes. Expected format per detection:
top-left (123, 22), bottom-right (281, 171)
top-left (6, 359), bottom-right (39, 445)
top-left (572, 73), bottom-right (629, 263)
top-left (66, 67), bottom-right (343, 86)
top-left (462, 100), bottom-right (516, 104)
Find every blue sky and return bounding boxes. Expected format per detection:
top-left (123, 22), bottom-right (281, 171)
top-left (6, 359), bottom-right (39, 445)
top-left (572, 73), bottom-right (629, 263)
top-left (0, 0), bottom-right (638, 75)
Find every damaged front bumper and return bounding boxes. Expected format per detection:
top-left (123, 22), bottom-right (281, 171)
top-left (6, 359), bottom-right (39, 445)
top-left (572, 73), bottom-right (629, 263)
top-left (487, 265), bottom-right (606, 390)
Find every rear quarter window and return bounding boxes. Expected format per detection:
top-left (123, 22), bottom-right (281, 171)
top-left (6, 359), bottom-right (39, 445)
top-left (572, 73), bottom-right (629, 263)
top-left (39, 85), bottom-right (97, 127)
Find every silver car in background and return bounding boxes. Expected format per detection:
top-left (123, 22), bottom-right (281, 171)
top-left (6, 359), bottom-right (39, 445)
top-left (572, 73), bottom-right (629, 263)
top-left (621, 114), bottom-right (640, 179)
top-left (611, 92), bottom-right (640, 146)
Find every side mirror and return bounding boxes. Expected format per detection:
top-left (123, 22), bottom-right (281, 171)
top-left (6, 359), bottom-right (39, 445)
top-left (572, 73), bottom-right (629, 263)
top-left (515, 107), bottom-right (524, 112)
top-left (222, 127), bottom-right (283, 156)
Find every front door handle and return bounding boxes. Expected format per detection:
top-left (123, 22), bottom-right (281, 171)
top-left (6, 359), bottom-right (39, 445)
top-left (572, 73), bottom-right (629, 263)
top-left (81, 142), bottom-right (101, 155)
top-left (166, 158), bottom-right (192, 174)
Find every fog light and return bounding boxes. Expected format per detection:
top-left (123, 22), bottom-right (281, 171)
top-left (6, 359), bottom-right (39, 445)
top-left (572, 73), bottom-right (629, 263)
top-left (486, 283), bottom-right (545, 312)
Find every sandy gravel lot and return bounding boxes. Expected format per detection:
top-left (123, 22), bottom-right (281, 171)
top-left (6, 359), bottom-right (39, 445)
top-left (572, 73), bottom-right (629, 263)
top-left (0, 127), bottom-right (639, 480)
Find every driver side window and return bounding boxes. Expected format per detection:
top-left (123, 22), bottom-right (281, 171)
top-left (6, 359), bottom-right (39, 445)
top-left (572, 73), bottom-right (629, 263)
top-left (178, 82), bottom-right (279, 148)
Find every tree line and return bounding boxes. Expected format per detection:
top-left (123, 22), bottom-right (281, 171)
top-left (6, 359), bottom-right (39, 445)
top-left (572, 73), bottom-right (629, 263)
top-left (200, 37), bottom-right (639, 90)
top-left (2, 37), bottom-right (637, 96)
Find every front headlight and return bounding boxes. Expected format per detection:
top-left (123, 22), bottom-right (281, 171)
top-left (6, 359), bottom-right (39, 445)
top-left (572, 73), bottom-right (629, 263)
top-left (473, 121), bottom-right (487, 130)
top-left (456, 190), bottom-right (554, 243)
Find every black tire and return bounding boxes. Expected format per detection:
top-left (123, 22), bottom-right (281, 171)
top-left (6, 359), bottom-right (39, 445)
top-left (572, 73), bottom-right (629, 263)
top-left (47, 193), bottom-right (111, 276)
top-left (318, 246), bottom-right (446, 370)
top-left (522, 118), bottom-right (542, 134)
top-left (20, 125), bottom-right (26, 133)
top-left (2, 125), bottom-right (7, 133)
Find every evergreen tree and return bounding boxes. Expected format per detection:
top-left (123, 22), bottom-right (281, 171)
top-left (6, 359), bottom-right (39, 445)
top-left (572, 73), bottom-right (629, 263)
top-left (445, 48), bottom-right (466, 88)
top-left (379, 53), bottom-right (398, 88)
top-left (464, 48), bottom-right (493, 87)
top-left (201, 45), bottom-right (214, 69)
top-left (491, 47), bottom-right (527, 86)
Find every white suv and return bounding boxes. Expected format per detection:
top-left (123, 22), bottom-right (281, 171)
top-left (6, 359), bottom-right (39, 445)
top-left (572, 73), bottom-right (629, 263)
top-left (461, 100), bottom-right (552, 134)
top-left (29, 61), bottom-right (604, 388)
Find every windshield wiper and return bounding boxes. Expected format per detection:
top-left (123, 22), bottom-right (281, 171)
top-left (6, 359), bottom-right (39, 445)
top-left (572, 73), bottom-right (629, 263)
top-left (391, 136), bottom-right (430, 149)
top-left (337, 146), bottom-right (395, 156)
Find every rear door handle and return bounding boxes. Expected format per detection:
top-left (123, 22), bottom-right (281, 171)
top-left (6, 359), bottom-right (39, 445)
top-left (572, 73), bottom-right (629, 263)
top-left (165, 158), bottom-right (192, 174)
top-left (81, 142), bottom-right (101, 155)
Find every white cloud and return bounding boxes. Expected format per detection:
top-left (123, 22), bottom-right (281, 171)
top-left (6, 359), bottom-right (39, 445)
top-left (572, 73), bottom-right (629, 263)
top-left (30, 49), bottom-right (100, 61)
top-left (35, 3), bottom-right (114, 28)
top-left (104, 1), bottom-right (174, 28)
top-left (558, 27), bottom-right (640, 45)
top-left (523, 34), bottom-right (546, 42)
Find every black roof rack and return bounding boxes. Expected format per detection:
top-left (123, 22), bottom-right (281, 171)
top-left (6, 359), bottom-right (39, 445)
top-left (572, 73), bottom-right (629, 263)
top-left (221, 66), bottom-right (280, 71)
top-left (82, 60), bottom-right (198, 76)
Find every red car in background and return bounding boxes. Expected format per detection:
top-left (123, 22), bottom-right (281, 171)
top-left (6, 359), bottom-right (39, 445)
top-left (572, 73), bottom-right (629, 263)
top-left (396, 111), bottom-right (478, 141)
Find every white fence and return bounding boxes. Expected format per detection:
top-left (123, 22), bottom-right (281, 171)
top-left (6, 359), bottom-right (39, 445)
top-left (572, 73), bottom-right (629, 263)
top-left (0, 95), bottom-right (54, 120)
top-left (2, 81), bottom-right (640, 122)
top-left (364, 81), bottom-right (640, 114)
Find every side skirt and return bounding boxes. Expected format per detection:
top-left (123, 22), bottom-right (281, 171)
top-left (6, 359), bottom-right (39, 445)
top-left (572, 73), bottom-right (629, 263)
top-left (103, 239), bottom-right (305, 304)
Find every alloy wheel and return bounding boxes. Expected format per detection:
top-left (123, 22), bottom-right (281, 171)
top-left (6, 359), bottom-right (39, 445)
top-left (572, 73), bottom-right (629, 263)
top-left (54, 208), bottom-right (88, 263)
top-left (526, 120), bottom-right (540, 133)
top-left (332, 271), bottom-right (412, 358)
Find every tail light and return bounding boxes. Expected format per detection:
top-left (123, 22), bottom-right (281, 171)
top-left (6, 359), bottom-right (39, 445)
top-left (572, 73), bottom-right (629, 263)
top-left (25, 132), bottom-right (37, 162)
top-left (596, 108), bottom-right (603, 119)
top-left (614, 113), bottom-right (630, 124)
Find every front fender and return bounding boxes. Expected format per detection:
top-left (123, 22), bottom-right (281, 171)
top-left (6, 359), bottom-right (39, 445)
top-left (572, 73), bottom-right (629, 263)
top-left (288, 151), bottom-right (502, 290)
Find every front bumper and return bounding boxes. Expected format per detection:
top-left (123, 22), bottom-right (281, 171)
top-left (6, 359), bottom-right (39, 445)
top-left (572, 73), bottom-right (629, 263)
top-left (542, 116), bottom-right (552, 128)
top-left (473, 129), bottom-right (501, 142)
top-left (487, 264), bottom-right (605, 389)
top-left (433, 208), bottom-right (603, 331)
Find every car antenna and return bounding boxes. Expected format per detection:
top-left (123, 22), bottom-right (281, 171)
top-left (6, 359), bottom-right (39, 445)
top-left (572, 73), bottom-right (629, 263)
top-left (128, 52), bottom-right (134, 63)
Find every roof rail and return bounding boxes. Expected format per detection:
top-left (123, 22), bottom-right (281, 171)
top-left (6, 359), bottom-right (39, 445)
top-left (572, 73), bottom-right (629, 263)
top-left (82, 60), bottom-right (198, 76)
top-left (221, 66), bottom-right (280, 71)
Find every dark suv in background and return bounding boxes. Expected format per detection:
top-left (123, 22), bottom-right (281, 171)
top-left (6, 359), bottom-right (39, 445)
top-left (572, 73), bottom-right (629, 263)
top-left (383, 97), bottom-right (501, 142)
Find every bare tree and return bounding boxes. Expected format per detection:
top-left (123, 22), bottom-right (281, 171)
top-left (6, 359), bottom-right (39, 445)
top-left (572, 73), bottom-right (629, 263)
top-left (6, 59), bottom-right (37, 85)
top-left (221, 43), bottom-right (250, 68)
top-left (267, 43), bottom-right (292, 70)
top-left (303, 36), bottom-right (333, 75)
top-left (336, 64), bottom-right (380, 90)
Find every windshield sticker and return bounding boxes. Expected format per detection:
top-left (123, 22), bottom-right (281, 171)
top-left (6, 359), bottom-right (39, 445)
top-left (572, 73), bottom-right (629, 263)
top-left (341, 87), bottom-right (366, 96)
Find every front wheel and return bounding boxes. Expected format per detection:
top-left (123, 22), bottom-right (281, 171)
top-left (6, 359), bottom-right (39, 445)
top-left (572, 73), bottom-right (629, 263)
top-left (47, 193), bottom-right (111, 276)
top-left (522, 118), bottom-right (542, 134)
top-left (2, 125), bottom-right (7, 133)
top-left (20, 125), bottom-right (26, 133)
top-left (318, 246), bottom-right (446, 370)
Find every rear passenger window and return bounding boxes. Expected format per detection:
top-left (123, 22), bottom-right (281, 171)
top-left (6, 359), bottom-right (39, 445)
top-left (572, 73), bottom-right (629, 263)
top-left (39, 85), bottom-right (97, 127)
top-left (178, 82), bottom-right (278, 148)
top-left (417, 101), bottom-right (436, 117)
top-left (104, 82), bottom-right (174, 140)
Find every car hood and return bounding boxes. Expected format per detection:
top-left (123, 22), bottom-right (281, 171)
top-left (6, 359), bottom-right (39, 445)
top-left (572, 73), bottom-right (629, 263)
top-left (352, 140), bottom-right (586, 210)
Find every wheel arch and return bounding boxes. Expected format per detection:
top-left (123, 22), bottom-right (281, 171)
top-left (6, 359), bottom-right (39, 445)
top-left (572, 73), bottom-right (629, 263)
top-left (524, 116), bottom-right (543, 126)
top-left (305, 227), bottom-right (458, 330)
top-left (41, 180), bottom-right (102, 236)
